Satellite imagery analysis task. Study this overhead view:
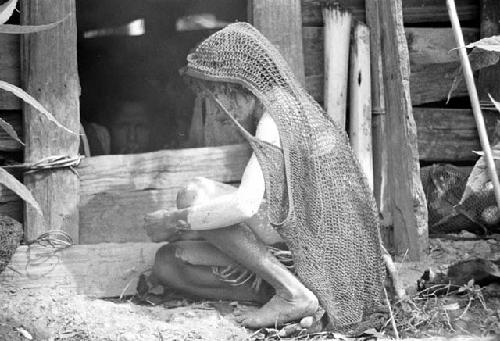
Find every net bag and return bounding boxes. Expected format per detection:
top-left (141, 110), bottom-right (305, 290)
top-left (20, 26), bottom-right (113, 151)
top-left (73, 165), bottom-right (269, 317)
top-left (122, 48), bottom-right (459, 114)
top-left (420, 164), bottom-right (499, 234)
top-left (185, 22), bottom-right (385, 331)
top-left (0, 215), bottom-right (22, 274)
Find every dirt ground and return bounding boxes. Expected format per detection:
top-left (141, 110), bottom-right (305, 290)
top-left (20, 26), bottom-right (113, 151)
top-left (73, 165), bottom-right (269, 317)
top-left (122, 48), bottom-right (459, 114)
top-left (0, 233), bottom-right (499, 341)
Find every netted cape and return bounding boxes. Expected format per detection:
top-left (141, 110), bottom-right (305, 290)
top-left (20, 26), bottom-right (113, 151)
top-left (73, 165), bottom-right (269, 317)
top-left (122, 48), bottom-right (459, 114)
top-left (186, 22), bottom-right (385, 330)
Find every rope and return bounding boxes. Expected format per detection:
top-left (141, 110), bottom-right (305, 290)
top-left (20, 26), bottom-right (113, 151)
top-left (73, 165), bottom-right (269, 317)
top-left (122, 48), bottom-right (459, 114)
top-left (3, 154), bottom-right (82, 175)
top-left (24, 230), bottom-right (73, 278)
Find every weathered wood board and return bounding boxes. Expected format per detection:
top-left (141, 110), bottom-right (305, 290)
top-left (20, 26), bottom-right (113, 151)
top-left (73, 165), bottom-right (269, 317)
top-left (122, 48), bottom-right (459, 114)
top-left (21, 0), bottom-right (81, 243)
top-left (478, 0), bottom-right (500, 101)
top-left (301, 0), bottom-right (479, 26)
top-left (303, 27), bottom-right (478, 105)
top-left (250, 0), bottom-right (305, 85)
top-left (379, 0), bottom-right (427, 260)
top-left (78, 144), bottom-right (251, 244)
top-left (0, 242), bottom-right (163, 298)
top-left (0, 35), bottom-right (21, 110)
top-left (414, 108), bottom-right (498, 162)
top-left (0, 111), bottom-right (22, 151)
top-left (0, 187), bottom-right (22, 223)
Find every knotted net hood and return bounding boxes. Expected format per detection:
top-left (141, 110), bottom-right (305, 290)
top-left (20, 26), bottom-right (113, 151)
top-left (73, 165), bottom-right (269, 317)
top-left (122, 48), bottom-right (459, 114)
top-left (186, 22), bottom-right (385, 331)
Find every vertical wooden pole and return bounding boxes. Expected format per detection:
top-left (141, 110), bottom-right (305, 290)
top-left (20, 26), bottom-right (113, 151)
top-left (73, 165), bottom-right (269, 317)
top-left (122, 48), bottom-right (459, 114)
top-left (366, 0), bottom-right (393, 244)
top-left (379, 0), bottom-right (428, 260)
top-left (249, 0), bottom-right (305, 85)
top-left (322, 5), bottom-right (352, 128)
top-left (21, 0), bottom-right (80, 243)
top-left (478, 0), bottom-right (500, 101)
top-left (349, 22), bottom-right (373, 190)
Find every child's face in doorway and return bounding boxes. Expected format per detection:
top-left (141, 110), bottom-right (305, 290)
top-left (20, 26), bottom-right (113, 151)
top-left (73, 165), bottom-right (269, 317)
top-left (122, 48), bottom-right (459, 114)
top-left (111, 102), bottom-right (151, 154)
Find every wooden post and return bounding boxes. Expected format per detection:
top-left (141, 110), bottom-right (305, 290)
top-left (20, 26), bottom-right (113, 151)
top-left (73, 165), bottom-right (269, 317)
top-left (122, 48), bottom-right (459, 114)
top-left (322, 4), bottom-right (352, 128)
top-left (478, 0), bottom-right (500, 101)
top-left (379, 0), bottom-right (428, 260)
top-left (249, 0), bottom-right (305, 85)
top-left (366, 0), bottom-right (392, 248)
top-left (21, 0), bottom-right (80, 243)
top-left (348, 22), bottom-right (373, 189)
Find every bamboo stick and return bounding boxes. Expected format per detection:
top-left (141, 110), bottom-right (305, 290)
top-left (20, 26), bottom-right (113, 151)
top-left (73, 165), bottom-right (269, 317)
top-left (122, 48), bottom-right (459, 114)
top-left (322, 2), bottom-right (352, 129)
top-left (447, 0), bottom-right (500, 210)
top-left (349, 22), bottom-right (373, 190)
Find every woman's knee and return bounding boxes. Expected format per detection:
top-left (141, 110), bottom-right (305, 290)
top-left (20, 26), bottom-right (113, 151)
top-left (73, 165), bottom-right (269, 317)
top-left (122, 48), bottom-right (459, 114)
top-left (152, 243), bottom-right (186, 287)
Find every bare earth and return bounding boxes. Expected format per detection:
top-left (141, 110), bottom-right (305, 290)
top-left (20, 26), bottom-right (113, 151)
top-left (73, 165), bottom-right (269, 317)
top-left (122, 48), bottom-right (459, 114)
top-left (0, 233), bottom-right (499, 340)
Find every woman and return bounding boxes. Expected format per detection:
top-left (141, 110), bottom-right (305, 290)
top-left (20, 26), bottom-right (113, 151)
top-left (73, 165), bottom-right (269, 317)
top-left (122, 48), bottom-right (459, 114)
top-left (145, 22), bottom-right (385, 332)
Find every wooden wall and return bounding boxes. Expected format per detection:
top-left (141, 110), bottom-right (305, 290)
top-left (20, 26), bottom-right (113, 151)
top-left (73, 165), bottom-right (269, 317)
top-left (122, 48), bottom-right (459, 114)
top-left (0, 0), bottom-right (490, 237)
top-left (301, 0), bottom-right (490, 165)
top-left (0, 33), bottom-right (22, 223)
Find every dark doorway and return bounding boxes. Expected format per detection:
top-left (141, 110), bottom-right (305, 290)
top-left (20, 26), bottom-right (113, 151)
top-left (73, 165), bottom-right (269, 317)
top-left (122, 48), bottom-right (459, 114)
top-left (76, 0), bottom-right (247, 155)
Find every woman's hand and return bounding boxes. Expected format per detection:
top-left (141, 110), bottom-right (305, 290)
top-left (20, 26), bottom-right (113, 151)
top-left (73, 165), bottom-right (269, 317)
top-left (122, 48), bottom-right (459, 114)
top-left (144, 208), bottom-right (190, 242)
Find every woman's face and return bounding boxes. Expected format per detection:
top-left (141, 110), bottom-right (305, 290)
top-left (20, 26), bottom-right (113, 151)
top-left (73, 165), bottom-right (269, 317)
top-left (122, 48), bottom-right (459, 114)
top-left (196, 80), bottom-right (262, 123)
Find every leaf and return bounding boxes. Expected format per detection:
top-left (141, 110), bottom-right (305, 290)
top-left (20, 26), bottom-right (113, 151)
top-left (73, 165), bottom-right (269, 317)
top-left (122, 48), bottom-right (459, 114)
top-left (464, 35), bottom-right (500, 52)
top-left (447, 48), bottom-right (500, 103)
top-left (0, 14), bottom-right (68, 34)
top-left (0, 116), bottom-right (23, 146)
top-left (0, 167), bottom-right (42, 217)
top-left (0, 80), bottom-right (76, 135)
top-left (460, 142), bottom-right (500, 204)
top-left (490, 94), bottom-right (500, 114)
top-left (0, 0), bottom-right (17, 25)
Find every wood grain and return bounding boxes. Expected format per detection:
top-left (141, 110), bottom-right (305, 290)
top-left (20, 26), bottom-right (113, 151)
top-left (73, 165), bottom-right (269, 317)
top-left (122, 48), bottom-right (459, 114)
top-left (78, 144), bottom-right (251, 244)
top-left (301, 0), bottom-right (479, 26)
top-left (478, 0), bottom-right (500, 101)
top-left (0, 242), bottom-right (162, 298)
top-left (21, 0), bottom-right (80, 242)
top-left (303, 27), bottom-right (478, 105)
top-left (379, 0), bottom-right (428, 260)
top-left (0, 34), bottom-right (21, 110)
top-left (250, 0), bottom-right (305, 85)
top-left (348, 22), bottom-right (373, 188)
top-left (414, 108), bottom-right (497, 162)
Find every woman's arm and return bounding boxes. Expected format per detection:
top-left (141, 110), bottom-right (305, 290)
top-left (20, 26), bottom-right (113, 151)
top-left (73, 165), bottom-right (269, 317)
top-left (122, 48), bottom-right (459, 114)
top-left (144, 111), bottom-right (280, 239)
top-left (186, 111), bottom-right (280, 230)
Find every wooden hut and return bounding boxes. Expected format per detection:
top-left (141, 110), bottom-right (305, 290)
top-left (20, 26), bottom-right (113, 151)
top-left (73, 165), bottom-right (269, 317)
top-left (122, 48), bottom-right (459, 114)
top-left (0, 0), bottom-right (497, 298)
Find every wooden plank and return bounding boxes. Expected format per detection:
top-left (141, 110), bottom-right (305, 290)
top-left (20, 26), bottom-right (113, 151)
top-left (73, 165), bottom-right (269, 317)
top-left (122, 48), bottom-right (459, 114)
top-left (0, 191), bottom-right (22, 223)
top-left (302, 0), bottom-right (479, 26)
top-left (0, 111), bottom-right (22, 151)
top-left (21, 1), bottom-right (80, 243)
top-left (303, 27), bottom-right (478, 105)
top-left (78, 144), bottom-right (251, 244)
top-left (366, 0), bottom-right (392, 240)
top-left (379, 0), bottom-right (427, 260)
top-left (250, 0), bottom-right (305, 85)
top-left (322, 5), bottom-right (352, 128)
top-left (0, 35), bottom-right (21, 110)
top-left (415, 108), bottom-right (497, 162)
top-left (0, 242), bottom-right (162, 298)
top-left (348, 22), bottom-right (373, 189)
top-left (478, 0), bottom-right (500, 101)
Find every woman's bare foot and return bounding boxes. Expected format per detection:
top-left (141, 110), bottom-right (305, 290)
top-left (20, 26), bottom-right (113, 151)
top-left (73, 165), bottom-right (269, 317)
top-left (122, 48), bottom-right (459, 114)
top-left (234, 289), bottom-right (319, 328)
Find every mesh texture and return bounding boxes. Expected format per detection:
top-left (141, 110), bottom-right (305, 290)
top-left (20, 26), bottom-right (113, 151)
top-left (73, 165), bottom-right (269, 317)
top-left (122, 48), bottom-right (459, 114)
top-left (186, 22), bottom-right (385, 330)
top-left (421, 164), bottom-right (500, 234)
top-left (0, 215), bottom-right (22, 274)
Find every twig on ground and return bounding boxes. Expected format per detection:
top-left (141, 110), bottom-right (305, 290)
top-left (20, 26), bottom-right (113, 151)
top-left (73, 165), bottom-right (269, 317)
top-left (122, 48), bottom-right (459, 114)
top-left (384, 287), bottom-right (400, 339)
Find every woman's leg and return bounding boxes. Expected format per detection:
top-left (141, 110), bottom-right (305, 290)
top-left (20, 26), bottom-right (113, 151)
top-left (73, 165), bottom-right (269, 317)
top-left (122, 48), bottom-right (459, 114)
top-left (177, 178), bottom-right (319, 328)
top-left (152, 241), bottom-right (271, 303)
